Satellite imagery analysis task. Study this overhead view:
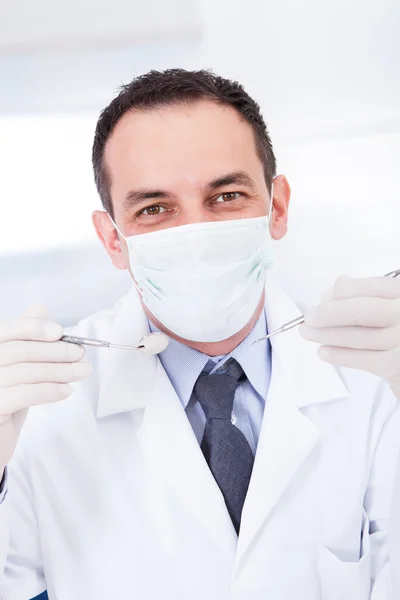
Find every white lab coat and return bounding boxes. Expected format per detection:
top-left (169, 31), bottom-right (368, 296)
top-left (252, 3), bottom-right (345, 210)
top-left (0, 273), bottom-right (399, 600)
top-left (390, 455), bottom-right (400, 595)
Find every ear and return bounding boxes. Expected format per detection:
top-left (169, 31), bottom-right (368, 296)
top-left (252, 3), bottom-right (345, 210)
top-left (270, 174), bottom-right (291, 241)
top-left (92, 210), bottom-right (129, 270)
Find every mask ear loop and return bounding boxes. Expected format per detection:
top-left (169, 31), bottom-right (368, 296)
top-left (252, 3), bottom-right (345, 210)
top-left (107, 213), bottom-right (145, 299)
top-left (268, 180), bottom-right (275, 222)
top-left (107, 213), bottom-right (126, 240)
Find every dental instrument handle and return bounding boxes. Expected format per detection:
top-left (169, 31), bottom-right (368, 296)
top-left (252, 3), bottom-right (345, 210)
top-left (254, 268), bottom-right (400, 344)
top-left (60, 332), bottom-right (169, 354)
top-left (280, 316), bottom-right (305, 333)
top-left (61, 335), bottom-right (111, 348)
top-left (386, 269), bottom-right (400, 278)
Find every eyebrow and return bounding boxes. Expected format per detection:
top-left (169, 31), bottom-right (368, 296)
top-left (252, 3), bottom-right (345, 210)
top-left (204, 171), bottom-right (258, 193)
top-left (121, 189), bottom-right (171, 213)
top-left (121, 170), bottom-right (257, 213)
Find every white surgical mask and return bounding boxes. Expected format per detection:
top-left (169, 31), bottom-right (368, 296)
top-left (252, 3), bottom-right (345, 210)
top-left (110, 187), bottom-right (274, 342)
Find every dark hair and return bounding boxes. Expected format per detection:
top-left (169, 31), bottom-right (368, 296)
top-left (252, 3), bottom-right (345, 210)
top-left (92, 68), bottom-right (277, 218)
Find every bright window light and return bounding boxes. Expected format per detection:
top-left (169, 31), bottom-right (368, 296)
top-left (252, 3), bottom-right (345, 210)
top-left (0, 114), bottom-right (101, 256)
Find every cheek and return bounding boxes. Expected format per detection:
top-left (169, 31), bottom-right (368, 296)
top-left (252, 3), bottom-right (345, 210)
top-left (242, 196), bottom-right (269, 218)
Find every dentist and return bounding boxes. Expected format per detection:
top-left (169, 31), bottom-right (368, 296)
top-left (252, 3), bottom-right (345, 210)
top-left (0, 69), bottom-right (399, 600)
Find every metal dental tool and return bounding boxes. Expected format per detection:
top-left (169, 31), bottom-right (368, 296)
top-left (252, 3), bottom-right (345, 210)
top-left (60, 332), bottom-right (169, 355)
top-left (253, 268), bottom-right (400, 345)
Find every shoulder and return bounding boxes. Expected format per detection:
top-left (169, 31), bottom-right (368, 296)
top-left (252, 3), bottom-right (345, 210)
top-left (335, 367), bottom-right (399, 455)
top-left (339, 367), bottom-right (398, 417)
top-left (64, 286), bottom-right (136, 339)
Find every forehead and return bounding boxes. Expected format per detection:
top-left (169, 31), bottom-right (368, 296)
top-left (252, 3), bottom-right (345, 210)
top-left (104, 100), bottom-right (264, 192)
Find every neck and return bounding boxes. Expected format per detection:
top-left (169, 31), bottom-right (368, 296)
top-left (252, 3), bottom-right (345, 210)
top-left (143, 292), bottom-right (265, 356)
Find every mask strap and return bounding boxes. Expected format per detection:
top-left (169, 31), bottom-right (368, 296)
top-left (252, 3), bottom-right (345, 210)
top-left (268, 180), bottom-right (275, 222)
top-left (107, 213), bottom-right (127, 241)
top-left (107, 213), bottom-right (144, 298)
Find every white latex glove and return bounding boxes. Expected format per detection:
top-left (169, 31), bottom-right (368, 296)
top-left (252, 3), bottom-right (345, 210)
top-left (299, 275), bottom-right (400, 399)
top-left (0, 306), bottom-right (92, 475)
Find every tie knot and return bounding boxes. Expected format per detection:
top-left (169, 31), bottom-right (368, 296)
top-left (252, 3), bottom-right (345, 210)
top-left (193, 358), bottom-right (246, 419)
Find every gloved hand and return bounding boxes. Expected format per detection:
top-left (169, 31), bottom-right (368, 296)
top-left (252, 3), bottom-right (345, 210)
top-left (299, 275), bottom-right (400, 399)
top-left (0, 306), bottom-right (92, 476)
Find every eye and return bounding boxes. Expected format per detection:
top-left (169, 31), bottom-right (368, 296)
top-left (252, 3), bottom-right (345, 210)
top-left (139, 205), bottom-right (166, 216)
top-left (214, 192), bottom-right (242, 203)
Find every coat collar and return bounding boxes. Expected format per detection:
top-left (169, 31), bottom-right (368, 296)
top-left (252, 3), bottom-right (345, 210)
top-left (262, 272), bottom-right (350, 408)
top-left (95, 272), bottom-right (349, 419)
top-left (96, 286), bottom-right (157, 418)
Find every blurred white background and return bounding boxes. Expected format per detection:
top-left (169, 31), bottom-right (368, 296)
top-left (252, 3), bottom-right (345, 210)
top-left (0, 0), bottom-right (399, 324)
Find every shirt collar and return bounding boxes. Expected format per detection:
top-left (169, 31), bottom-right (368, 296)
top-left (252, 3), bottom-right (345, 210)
top-left (149, 311), bottom-right (270, 409)
top-left (222, 311), bottom-right (269, 399)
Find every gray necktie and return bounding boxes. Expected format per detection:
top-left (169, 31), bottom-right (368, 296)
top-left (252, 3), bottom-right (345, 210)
top-left (193, 358), bottom-right (254, 534)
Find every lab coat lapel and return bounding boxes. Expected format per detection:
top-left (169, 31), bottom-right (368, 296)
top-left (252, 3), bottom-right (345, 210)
top-left (236, 273), bottom-right (351, 568)
top-left (136, 360), bottom-right (238, 559)
top-left (95, 286), bottom-right (237, 559)
top-left (96, 287), bottom-right (158, 418)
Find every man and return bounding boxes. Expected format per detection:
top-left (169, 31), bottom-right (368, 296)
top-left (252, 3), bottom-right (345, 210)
top-left (0, 69), bottom-right (399, 599)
